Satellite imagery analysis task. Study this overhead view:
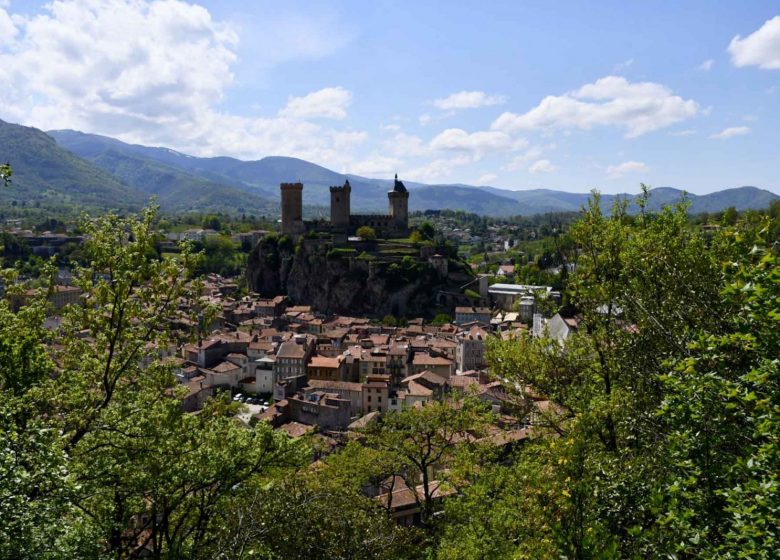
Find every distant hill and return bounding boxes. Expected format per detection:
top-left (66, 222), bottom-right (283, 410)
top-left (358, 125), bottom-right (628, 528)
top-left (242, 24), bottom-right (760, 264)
top-left (0, 119), bottom-right (146, 212)
top-left (47, 130), bottom-right (277, 215)
top-left (49, 130), bottom-right (392, 210)
top-left (1, 123), bottom-right (772, 217)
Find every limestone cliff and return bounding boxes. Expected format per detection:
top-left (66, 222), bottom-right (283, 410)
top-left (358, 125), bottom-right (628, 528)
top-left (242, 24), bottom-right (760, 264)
top-left (246, 236), bottom-right (471, 318)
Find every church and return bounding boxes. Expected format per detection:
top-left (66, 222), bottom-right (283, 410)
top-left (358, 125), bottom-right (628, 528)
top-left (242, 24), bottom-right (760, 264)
top-left (280, 175), bottom-right (409, 238)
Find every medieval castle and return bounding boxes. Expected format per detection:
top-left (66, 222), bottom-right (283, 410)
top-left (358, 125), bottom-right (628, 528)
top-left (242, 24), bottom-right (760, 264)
top-left (280, 175), bottom-right (410, 237)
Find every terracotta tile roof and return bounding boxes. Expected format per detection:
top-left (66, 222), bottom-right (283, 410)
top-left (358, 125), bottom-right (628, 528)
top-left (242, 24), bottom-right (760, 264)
top-left (211, 360), bottom-right (241, 373)
top-left (308, 355), bottom-right (341, 369)
top-left (308, 380), bottom-right (363, 392)
top-left (376, 480), bottom-right (454, 510)
top-left (412, 353), bottom-right (453, 366)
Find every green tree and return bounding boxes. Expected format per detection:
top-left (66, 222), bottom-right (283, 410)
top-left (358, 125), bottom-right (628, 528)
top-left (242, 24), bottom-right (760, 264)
top-left (356, 225), bottom-right (377, 241)
top-left (202, 214), bottom-right (222, 232)
top-left (450, 191), bottom-right (727, 558)
top-left (209, 443), bottom-right (417, 560)
top-left (197, 235), bottom-right (243, 276)
top-left (0, 162), bottom-right (10, 187)
top-left (658, 221), bottom-right (780, 558)
top-left (362, 396), bottom-right (494, 529)
top-left (1, 207), bottom-right (307, 559)
top-left (430, 313), bottom-right (452, 326)
top-left (721, 205), bottom-right (738, 226)
top-left (418, 222), bottom-right (435, 240)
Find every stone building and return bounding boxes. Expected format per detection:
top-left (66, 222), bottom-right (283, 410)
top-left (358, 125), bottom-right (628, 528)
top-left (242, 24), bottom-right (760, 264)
top-left (279, 175), bottom-right (409, 237)
top-left (280, 182), bottom-right (305, 236)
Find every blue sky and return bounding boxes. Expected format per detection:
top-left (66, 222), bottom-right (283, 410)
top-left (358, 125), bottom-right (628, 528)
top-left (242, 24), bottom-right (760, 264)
top-left (0, 0), bottom-right (778, 194)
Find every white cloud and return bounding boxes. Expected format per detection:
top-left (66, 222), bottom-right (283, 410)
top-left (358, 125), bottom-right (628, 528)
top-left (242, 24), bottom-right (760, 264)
top-left (348, 154), bottom-right (403, 177)
top-left (404, 155), bottom-right (473, 183)
top-left (380, 123), bottom-right (401, 132)
top-left (382, 131), bottom-right (429, 158)
top-left (670, 129), bottom-right (696, 136)
top-left (433, 90), bottom-right (507, 111)
top-left (709, 126), bottom-right (750, 140)
top-left (491, 76), bottom-right (700, 138)
top-left (279, 87), bottom-right (351, 120)
top-left (606, 160), bottom-right (649, 179)
top-left (419, 113), bottom-right (433, 126)
top-left (476, 173), bottom-right (498, 184)
top-left (529, 159), bottom-right (555, 174)
top-left (504, 146), bottom-right (544, 171)
top-left (0, 6), bottom-right (17, 45)
top-left (430, 128), bottom-right (521, 156)
top-left (0, 0), bottom-right (364, 166)
top-left (728, 16), bottom-right (780, 69)
top-left (697, 59), bottom-right (714, 71)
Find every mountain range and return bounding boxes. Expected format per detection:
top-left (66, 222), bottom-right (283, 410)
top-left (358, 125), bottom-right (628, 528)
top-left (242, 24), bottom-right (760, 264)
top-left (1, 119), bottom-right (777, 217)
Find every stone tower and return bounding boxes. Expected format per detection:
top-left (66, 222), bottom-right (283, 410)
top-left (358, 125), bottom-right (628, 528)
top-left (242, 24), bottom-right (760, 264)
top-left (388, 174), bottom-right (409, 231)
top-left (329, 179), bottom-right (351, 229)
top-left (280, 182), bottom-right (305, 236)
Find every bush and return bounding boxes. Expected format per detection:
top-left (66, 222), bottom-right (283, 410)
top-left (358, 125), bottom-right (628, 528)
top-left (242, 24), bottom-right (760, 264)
top-left (431, 313), bottom-right (452, 326)
top-left (356, 226), bottom-right (377, 241)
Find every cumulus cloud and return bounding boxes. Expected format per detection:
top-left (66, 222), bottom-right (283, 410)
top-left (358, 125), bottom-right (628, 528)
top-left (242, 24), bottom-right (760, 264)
top-left (433, 90), bottom-right (507, 111)
top-left (279, 87), bottom-right (351, 120)
top-left (529, 159), bottom-right (555, 174)
top-left (404, 155), bottom-right (474, 183)
top-left (382, 131), bottom-right (429, 158)
top-left (0, 0), bottom-right (363, 166)
top-left (697, 59), bottom-right (714, 71)
top-left (606, 160), bottom-right (649, 179)
top-left (429, 128), bottom-right (521, 156)
top-left (491, 76), bottom-right (700, 138)
top-left (476, 173), bottom-right (498, 184)
top-left (670, 129), bottom-right (696, 136)
top-left (0, 6), bottom-right (17, 45)
top-left (348, 154), bottom-right (403, 177)
top-left (729, 16), bottom-right (780, 69)
top-left (504, 146), bottom-right (544, 171)
top-left (709, 126), bottom-right (750, 140)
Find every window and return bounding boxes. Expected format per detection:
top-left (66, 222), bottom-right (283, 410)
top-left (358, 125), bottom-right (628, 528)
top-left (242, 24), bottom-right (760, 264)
top-left (367, 395), bottom-right (371, 402)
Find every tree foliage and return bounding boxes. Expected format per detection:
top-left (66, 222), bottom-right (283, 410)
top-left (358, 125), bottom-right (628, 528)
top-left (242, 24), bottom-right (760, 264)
top-left (356, 225), bottom-right (377, 241)
top-left (441, 191), bottom-right (780, 558)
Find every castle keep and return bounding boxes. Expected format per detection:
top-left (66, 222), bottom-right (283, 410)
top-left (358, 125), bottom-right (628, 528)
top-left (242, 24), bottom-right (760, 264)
top-left (281, 175), bottom-right (409, 237)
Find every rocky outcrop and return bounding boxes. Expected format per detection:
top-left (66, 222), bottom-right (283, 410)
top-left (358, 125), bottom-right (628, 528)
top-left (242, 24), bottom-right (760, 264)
top-left (246, 236), bottom-right (469, 318)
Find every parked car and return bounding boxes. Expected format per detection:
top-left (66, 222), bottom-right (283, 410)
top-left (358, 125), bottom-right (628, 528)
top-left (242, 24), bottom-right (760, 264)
top-left (232, 393), bottom-right (243, 402)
